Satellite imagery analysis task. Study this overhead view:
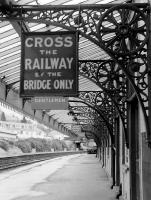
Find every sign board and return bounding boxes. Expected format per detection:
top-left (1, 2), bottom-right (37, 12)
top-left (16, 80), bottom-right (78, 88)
top-left (0, 121), bottom-right (34, 131)
top-left (71, 125), bottom-right (81, 133)
top-left (20, 31), bottom-right (78, 97)
top-left (31, 96), bottom-right (68, 110)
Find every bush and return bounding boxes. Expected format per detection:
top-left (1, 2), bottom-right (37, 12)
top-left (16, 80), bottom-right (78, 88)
top-left (0, 140), bottom-right (10, 151)
top-left (26, 138), bottom-right (50, 152)
top-left (23, 138), bottom-right (68, 152)
top-left (51, 139), bottom-right (68, 151)
top-left (0, 137), bottom-right (68, 154)
top-left (15, 140), bottom-right (32, 153)
top-left (8, 140), bottom-right (15, 146)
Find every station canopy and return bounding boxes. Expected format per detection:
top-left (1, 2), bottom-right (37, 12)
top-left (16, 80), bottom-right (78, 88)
top-left (0, 0), bottom-right (129, 134)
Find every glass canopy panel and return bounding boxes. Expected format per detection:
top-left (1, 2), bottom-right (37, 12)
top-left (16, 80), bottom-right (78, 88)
top-left (0, 61), bottom-right (20, 72)
top-left (0, 69), bottom-right (20, 78)
top-left (4, 76), bottom-right (20, 85)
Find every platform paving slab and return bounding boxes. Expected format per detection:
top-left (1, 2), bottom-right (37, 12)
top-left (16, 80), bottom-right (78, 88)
top-left (0, 154), bottom-right (116, 200)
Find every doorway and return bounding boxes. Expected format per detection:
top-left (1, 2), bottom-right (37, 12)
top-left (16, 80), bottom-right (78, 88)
top-left (129, 96), bottom-right (140, 200)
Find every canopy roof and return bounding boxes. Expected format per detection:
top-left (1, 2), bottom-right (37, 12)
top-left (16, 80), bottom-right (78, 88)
top-left (0, 0), bottom-right (132, 134)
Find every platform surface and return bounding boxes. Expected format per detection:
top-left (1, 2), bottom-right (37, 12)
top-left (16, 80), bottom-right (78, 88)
top-left (0, 154), bottom-right (116, 200)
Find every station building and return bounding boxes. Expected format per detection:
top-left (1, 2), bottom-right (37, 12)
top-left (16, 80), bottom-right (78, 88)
top-left (0, 0), bottom-right (151, 200)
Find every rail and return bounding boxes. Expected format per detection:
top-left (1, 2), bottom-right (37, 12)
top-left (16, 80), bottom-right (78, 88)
top-left (0, 151), bottom-right (85, 170)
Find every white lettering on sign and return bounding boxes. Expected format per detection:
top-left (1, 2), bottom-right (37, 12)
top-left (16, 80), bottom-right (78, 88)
top-left (31, 97), bottom-right (68, 110)
top-left (24, 80), bottom-right (52, 90)
top-left (34, 97), bottom-right (66, 103)
top-left (39, 49), bottom-right (58, 55)
top-left (25, 57), bottom-right (73, 70)
top-left (47, 72), bottom-right (62, 77)
top-left (21, 32), bottom-right (78, 97)
top-left (53, 80), bottom-right (74, 89)
top-left (25, 36), bottom-right (73, 48)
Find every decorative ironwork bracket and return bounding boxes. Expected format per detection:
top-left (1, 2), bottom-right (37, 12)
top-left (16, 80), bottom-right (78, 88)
top-left (79, 61), bottom-right (128, 145)
top-left (69, 105), bottom-right (110, 144)
top-left (69, 98), bottom-right (114, 145)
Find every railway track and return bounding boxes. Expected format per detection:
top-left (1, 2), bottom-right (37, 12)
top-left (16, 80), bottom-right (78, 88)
top-left (0, 151), bottom-right (85, 170)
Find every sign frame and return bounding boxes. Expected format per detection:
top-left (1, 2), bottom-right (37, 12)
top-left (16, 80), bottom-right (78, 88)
top-left (31, 96), bottom-right (69, 110)
top-left (20, 31), bottom-right (79, 97)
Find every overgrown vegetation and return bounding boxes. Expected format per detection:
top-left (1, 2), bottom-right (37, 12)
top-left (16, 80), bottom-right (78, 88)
top-left (0, 138), bottom-right (68, 153)
top-left (0, 140), bottom-right (10, 151)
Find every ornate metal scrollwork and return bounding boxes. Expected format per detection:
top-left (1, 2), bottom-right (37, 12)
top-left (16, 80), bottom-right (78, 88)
top-left (96, 60), bottom-right (126, 92)
top-left (78, 91), bottom-right (115, 125)
top-left (69, 105), bottom-right (110, 142)
top-left (69, 98), bottom-right (114, 144)
top-left (97, 4), bottom-right (149, 56)
top-left (95, 91), bottom-right (112, 110)
top-left (125, 54), bottom-right (148, 103)
top-left (79, 61), bottom-right (128, 145)
top-left (79, 60), bottom-right (127, 103)
top-left (0, 4), bottom-right (148, 47)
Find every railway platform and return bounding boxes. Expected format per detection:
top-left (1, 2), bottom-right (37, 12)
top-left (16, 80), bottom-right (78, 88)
top-left (0, 153), bottom-right (117, 200)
